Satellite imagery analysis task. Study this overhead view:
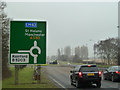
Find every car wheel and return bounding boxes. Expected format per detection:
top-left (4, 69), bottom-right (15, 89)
top-left (76, 80), bottom-right (80, 88)
top-left (112, 75), bottom-right (116, 82)
top-left (103, 75), bottom-right (107, 80)
top-left (96, 82), bottom-right (101, 88)
top-left (70, 78), bottom-right (73, 85)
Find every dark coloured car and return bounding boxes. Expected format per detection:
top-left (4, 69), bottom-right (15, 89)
top-left (103, 66), bottom-right (120, 82)
top-left (49, 60), bottom-right (58, 64)
top-left (70, 65), bottom-right (102, 88)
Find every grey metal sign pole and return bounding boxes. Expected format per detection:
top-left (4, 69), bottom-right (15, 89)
top-left (15, 65), bottom-right (19, 85)
top-left (118, 2), bottom-right (120, 66)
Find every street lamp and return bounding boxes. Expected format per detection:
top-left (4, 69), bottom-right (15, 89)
top-left (89, 39), bottom-right (96, 61)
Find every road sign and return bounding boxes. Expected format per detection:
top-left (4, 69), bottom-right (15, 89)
top-left (10, 20), bottom-right (46, 64)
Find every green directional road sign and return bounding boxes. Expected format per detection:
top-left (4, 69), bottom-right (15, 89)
top-left (10, 20), bottom-right (46, 64)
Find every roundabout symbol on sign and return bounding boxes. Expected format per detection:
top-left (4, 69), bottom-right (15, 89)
top-left (18, 41), bottom-right (41, 63)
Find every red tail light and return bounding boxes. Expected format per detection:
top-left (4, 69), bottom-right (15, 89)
top-left (88, 65), bottom-right (91, 67)
top-left (116, 71), bottom-right (119, 74)
top-left (79, 72), bottom-right (82, 77)
top-left (98, 71), bottom-right (102, 76)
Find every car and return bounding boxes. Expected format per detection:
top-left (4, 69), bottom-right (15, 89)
top-left (70, 64), bottom-right (102, 88)
top-left (49, 60), bottom-right (58, 64)
top-left (103, 66), bottom-right (120, 82)
top-left (67, 62), bottom-right (71, 65)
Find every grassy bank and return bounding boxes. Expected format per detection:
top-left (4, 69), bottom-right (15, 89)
top-left (58, 60), bottom-right (111, 68)
top-left (2, 66), bottom-right (57, 88)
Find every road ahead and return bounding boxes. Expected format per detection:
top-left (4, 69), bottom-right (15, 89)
top-left (44, 66), bottom-right (120, 90)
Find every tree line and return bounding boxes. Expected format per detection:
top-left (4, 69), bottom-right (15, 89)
top-left (56, 37), bottom-right (119, 65)
top-left (94, 38), bottom-right (118, 65)
top-left (1, 2), bottom-right (26, 79)
top-left (0, 1), bottom-right (11, 79)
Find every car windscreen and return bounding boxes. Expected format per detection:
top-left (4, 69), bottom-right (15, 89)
top-left (81, 67), bottom-right (98, 72)
top-left (112, 66), bottom-right (120, 72)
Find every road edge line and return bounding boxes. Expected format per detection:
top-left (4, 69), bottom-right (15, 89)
top-left (49, 76), bottom-right (67, 89)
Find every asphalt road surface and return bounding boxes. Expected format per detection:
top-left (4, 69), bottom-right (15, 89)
top-left (44, 66), bottom-right (120, 90)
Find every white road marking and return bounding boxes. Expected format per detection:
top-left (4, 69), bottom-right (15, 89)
top-left (49, 76), bottom-right (68, 90)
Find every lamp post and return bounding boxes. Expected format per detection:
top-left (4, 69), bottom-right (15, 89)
top-left (118, 2), bottom-right (120, 65)
top-left (89, 39), bottom-right (95, 62)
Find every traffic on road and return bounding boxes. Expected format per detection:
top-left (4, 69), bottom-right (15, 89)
top-left (44, 64), bottom-right (120, 89)
top-left (103, 66), bottom-right (120, 82)
top-left (70, 65), bottom-right (101, 88)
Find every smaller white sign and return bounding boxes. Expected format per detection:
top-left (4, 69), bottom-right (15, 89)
top-left (11, 54), bottom-right (29, 63)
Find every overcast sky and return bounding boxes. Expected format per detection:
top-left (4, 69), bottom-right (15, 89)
top-left (4, 1), bottom-right (118, 57)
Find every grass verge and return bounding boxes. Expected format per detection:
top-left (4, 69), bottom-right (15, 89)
top-left (2, 66), bottom-right (57, 88)
top-left (58, 60), bottom-right (111, 68)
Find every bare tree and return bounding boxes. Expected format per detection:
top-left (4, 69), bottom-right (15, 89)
top-left (94, 38), bottom-right (118, 65)
top-left (0, 1), bottom-right (11, 79)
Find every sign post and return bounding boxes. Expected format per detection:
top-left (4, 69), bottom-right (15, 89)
top-left (10, 20), bottom-right (46, 84)
top-left (15, 65), bottom-right (19, 85)
top-left (37, 65), bottom-right (41, 84)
